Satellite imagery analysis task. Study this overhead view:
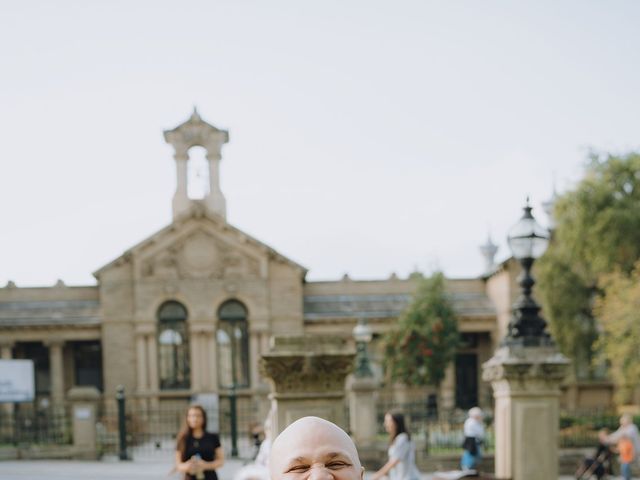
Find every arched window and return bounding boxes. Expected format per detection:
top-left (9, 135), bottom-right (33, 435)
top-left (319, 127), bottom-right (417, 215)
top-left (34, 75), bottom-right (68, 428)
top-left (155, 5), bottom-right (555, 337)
top-left (157, 301), bottom-right (190, 390)
top-left (216, 300), bottom-right (249, 388)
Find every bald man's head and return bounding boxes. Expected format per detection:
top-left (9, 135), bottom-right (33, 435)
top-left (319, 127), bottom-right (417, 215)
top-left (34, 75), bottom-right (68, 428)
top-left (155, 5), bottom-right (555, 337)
top-left (269, 417), bottom-right (363, 480)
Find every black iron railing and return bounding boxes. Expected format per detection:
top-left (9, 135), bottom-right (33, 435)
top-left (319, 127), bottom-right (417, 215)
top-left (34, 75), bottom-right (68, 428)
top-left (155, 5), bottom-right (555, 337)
top-left (0, 405), bottom-right (72, 446)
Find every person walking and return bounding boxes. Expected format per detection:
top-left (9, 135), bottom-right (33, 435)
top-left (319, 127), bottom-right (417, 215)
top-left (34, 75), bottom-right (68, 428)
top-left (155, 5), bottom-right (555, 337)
top-left (460, 407), bottom-right (485, 471)
top-left (175, 405), bottom-right (224, 480)
top-left (371, 411), bottom-right (421, 480)
top-left (234, 411), bottom-right (273, 480)
top-left (617, 433), bottom-right (635, 480)
top-left (607, 413), bottom-right (640, 478)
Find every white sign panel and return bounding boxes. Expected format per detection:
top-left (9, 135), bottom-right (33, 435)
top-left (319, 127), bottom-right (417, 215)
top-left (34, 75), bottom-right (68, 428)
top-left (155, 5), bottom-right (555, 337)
top-left (0, 359), bottom-right (35, 403)
top-left (75, 407), bottom-right (92, 420)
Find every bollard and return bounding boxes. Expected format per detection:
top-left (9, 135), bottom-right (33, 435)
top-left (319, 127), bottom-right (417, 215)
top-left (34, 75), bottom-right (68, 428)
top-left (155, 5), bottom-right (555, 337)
top-left (229, 386), bottom-right (238, 457)
top-left (116, 385), bottom-right (128, 460)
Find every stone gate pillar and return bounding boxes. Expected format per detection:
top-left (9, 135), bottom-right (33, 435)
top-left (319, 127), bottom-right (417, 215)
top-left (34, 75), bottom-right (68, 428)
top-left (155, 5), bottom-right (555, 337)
top-left (482, 346), bottom-right (569, 480)
top-left (260, 335), bottom-right (355, 436)
top-left (68, 386), bottom-right (101, 459)
top-left (348, 375), bottom-right (379, 446)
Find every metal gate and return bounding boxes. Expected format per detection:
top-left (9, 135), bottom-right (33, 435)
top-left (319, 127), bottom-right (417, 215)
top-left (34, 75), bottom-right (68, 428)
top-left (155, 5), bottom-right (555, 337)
top-left (96, 390), bottom-right (260, 460)
top-left (0, 404), bottom-right (72, 447)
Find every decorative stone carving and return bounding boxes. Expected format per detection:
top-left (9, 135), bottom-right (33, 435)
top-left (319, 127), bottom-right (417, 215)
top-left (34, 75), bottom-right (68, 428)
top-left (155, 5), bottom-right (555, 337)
top-left (482, 345), bottom-right (569, 384)
top-left (141, 249), bottom-right (180, 279)
top-left (260, 354), bottom-right (355, 394)
top-left (140, 230), bottom-right (262, 281)
top-left (178, 231), bottom-right (222, 278)
top-left (261, 335), bottom-right (356, 435)
top-left (222, 251), bottom-right (244, 278)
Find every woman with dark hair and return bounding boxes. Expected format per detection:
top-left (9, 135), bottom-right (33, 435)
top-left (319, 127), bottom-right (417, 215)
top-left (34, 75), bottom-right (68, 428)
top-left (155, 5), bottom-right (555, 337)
top-left (371, 411), bottom-right (421, 480)
top-left (175, 405), bottom-right (224, 480)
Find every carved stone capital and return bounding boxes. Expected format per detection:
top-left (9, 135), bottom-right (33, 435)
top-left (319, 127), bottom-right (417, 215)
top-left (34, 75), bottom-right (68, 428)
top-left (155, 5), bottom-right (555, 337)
top-left (260, 334), bottom-right (356, 395)
top-left (482, 345), bottom-right (570, 385)
top-left (260, 353), bottom-right (355, 394)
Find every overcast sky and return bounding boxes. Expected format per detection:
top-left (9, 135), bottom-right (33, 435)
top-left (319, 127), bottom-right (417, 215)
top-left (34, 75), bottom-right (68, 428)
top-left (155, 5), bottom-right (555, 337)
top-left (1, 1), bottom-right (639, 286)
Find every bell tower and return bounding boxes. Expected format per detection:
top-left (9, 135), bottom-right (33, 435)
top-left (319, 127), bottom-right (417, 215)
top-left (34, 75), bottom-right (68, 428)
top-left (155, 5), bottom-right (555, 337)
top-left (163, 108), bottom-right (230, 220)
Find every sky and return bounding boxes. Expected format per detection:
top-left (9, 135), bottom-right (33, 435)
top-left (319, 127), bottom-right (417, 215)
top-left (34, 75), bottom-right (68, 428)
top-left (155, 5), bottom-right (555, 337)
top-left (1, 1), bottom-right (640, 286)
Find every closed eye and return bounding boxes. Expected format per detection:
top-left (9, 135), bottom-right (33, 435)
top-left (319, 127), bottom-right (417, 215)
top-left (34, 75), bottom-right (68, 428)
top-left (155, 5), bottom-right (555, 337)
top-left (327, 462), bottom-right (351, 469)
top-left (286, 465), bottom-right (310, 473)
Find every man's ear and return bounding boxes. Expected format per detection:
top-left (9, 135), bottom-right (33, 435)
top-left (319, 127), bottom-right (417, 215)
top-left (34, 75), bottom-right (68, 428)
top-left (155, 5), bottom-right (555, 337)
top-left (360, 466), bottom-right (365, 480)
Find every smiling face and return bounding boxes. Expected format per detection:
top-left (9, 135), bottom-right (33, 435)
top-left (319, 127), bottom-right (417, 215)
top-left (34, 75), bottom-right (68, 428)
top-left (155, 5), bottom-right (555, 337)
top-left (269, 417), bottom-right (364, 480)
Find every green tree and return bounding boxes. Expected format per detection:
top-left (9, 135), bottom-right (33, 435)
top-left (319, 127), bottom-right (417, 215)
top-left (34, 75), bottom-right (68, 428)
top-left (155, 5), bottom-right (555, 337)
top-left (594, 264), bottom-right (640, 404)
top-left (536, 249), bottom-right (597, 377)
top-left (383, 272), bottom-right (459, 386)
top-left (537, 152), bottom-right (640, 380)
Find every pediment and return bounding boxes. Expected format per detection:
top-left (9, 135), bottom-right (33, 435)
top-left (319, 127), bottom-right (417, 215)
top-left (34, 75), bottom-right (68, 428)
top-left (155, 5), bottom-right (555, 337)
top-left (94, 212), bottom-right (306, 281)
top-left (136, 228), bottom-right (263, 280)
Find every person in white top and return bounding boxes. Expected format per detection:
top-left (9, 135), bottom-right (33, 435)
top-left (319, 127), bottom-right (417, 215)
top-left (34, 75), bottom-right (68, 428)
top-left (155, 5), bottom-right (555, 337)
top-left (607, 414), bottom-right (640, 468)
top-left (234, 413), bottom-right (273, 480)
top-left (460, 407), bottom-right (485, 471)
top-left (371, 412), bottom-right (421, 480)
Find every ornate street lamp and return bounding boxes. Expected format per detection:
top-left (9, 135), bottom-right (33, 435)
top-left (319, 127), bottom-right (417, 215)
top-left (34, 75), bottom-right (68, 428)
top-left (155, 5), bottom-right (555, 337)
top-left (353, 318), bottom-right (373, 377)
top-left (504, 198), bottom-right (552, 346)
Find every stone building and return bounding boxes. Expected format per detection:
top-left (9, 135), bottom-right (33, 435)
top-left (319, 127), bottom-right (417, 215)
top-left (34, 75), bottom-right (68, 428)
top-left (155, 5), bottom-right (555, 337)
top-left (0, 111), bottom-right (612, 416)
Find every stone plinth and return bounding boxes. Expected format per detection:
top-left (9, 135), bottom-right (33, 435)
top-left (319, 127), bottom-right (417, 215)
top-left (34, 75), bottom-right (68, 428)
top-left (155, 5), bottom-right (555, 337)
top-left (260, 335), bottom-right (355, 436)
top-left (482, 345), bottom-right (569, 480)
top-left (67, 386), bottom-right (101, 459)
top-left (348, 375), bottom-right (379, 446)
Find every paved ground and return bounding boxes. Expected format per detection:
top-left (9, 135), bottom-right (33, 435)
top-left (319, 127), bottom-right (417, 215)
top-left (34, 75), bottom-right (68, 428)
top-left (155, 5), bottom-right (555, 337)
top-left (0, 457), bottom-right (621, 480)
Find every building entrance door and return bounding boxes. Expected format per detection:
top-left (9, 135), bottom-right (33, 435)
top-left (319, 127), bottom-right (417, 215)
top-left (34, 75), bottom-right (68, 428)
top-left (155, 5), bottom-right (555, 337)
top-left (455, 353), bottom-right (478, 410)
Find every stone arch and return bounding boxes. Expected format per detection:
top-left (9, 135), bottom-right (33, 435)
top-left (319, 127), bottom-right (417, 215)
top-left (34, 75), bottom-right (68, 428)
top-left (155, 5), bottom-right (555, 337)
top-left (148, 293), bottom-right (192, 320)
top-left (212, 293), bottom-right (257, 325)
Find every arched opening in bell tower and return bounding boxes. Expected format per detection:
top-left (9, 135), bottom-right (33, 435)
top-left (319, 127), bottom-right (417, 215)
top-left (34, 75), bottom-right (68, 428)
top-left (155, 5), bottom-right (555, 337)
top-left (187, 146), bottom-right (210, 200)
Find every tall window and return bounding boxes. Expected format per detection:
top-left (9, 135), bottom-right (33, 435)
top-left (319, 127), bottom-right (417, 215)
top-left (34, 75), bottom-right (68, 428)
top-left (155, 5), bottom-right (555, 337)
top-left (72, 341), bottom-right (103, 391)
top-left (158, 301), bottom-right (190, 390)
top-left (14, 342), bottom-right (50, 396)
top-left (216, 300), bottom-right (249, 389)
